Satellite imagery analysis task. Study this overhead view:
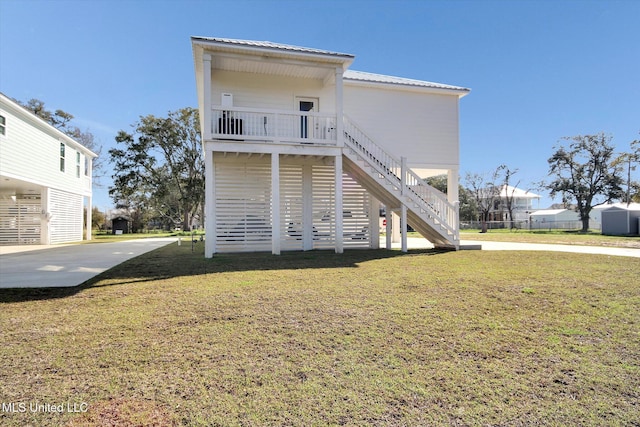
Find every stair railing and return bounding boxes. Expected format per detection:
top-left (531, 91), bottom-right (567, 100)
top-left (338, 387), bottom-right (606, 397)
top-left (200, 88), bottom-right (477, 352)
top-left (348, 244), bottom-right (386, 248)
top-left (343, 115), bottom-right (459, 241)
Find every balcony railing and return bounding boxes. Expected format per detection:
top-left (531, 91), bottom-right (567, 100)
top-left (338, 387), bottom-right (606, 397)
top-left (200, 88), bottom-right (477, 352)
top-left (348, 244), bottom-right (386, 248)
top-left (211, 106), bottom-right (337, 145)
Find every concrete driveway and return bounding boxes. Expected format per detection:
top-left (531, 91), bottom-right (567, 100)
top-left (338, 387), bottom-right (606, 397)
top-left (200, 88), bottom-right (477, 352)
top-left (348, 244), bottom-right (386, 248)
top-left (0, 238), bottom-right (176, 289)
top-left (383, 237), bottom-right (640, 258)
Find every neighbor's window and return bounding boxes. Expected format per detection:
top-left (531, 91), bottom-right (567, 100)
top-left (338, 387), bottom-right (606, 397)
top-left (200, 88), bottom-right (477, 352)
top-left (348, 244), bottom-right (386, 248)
top-left (76, 152), bottom-right (81, 178)
top-left (0, 115), bottom-right (5, 135)
top-left (60, 143), bottom-right (66, 172)
top-left (84, 157), bottom-right (89, 176)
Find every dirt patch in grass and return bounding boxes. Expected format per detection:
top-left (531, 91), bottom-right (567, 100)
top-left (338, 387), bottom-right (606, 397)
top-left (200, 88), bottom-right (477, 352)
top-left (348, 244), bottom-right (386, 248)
top-left (1, 245), bottom-right (638, 425)
top-left (65, 398), bottom-right (179, 426)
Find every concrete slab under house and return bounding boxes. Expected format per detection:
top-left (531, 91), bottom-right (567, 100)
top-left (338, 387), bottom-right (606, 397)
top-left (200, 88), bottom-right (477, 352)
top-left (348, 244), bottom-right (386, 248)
top-left (191, 37), bottom-right (470, 257)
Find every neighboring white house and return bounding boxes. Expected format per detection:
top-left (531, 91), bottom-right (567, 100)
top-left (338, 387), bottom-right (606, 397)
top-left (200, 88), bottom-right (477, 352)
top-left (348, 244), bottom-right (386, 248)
top-left (484, 185), bottom-right (541, 223)
top-left (0, 93), bottom-right (97, 245)
top-left (191, 37), bottom-right (469, 256)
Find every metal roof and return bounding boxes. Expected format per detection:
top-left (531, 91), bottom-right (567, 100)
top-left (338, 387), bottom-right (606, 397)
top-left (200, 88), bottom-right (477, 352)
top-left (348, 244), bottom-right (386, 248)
top-left (191, 36), bottom-right (355, 59)
top-left (498, 185), bottom-right (541, 199)
top-left (344, 70), bottom-right (470, 93)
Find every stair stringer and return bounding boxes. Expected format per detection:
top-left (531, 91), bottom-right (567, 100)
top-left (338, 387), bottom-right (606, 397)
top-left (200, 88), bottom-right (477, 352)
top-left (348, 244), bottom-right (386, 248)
top-left (342, 153), bottom-right (458, 250)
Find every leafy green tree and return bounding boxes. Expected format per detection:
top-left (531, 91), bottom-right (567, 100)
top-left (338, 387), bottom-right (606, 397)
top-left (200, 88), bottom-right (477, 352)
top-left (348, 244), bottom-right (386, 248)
top-left (109, 108), bottom-right (204, 231)
top-left (91, 207), bottom-right (106, 230)
top-left (546, 133), bottom-right (624, 232)
top-left (424, 174), bottom-right (478, 222)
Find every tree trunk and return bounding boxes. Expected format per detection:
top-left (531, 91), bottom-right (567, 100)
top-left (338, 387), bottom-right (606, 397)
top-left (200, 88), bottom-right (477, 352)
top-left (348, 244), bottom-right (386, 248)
top-left (183, 209), bottom-right (190, 231)
top-left (581, 217), bottom-right (589, 233)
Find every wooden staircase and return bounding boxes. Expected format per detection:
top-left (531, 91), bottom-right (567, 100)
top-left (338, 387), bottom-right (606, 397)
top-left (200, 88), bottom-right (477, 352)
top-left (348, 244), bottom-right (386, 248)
top-left (342, 116), bottom-right (459, 250)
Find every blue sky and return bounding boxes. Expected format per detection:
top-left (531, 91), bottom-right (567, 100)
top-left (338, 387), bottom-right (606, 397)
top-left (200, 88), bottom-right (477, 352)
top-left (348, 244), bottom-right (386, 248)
top-left (1, 0), bottom-right (639, 210)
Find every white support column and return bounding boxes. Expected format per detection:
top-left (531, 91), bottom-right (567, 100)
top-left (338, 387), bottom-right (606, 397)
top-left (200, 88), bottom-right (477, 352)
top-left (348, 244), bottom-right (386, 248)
top-left (447, 168), bottom-right (459, 204)
top-left (369, 197), bottom-right (380, 249)
top-left (41, 188), bottom-right (50, 245)
top-left (392, 210), bottom-right (400, 243)
top-left (385, 206), bottom-right (392, 249)
top-left (335, 67), bottom-right (344, 148)
top-left (334, 154), bottom-right (343, 253)
top-left (85, 195), bottom-right (92, 241)
top-left (204, 148), bottom-right (215, 258)
top-left (85, 156), bottom-right (93, 241)
top-left (271, 153), bottom-right (281, 255)
top-left (401, 204), bottom-right (408, 253)
top-left (203, 54), bottom-right (212, 140)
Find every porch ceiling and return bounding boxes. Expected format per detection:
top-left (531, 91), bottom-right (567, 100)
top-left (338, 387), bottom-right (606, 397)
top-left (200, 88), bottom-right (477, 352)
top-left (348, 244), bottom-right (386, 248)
top-left (212, 55), bottom-right (334, 80)
top-left (193, 36), bottom-right (353, 81)
top-left (0, 176), bottom-right (43, 196)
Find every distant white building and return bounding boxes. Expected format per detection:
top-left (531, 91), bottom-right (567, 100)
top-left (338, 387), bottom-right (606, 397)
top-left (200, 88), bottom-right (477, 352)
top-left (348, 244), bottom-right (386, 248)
top-left (529, 209), bottom-right (580, 229)
top-left (484, 185), bottom-right (541, 222)
top-left (529, 204), bottom-right (621, 230)
top-left (0, 93), bottom-right (97, 245)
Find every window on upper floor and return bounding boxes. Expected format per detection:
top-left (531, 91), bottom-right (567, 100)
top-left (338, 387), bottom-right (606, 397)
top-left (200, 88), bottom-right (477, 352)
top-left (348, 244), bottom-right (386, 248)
top-left (84, 156), bottom-right (89, 176)
top-left (60, 143), bottom-right (66, 172)
top-left (0, 115), bottom-right (6, 135)
top-left (76, 152), bottom-right (81, 178)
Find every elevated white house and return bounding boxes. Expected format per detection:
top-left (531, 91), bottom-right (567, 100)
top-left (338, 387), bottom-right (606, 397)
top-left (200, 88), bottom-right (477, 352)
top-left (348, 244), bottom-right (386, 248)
top-left (191, 37), bottom-right (470, 256)
top-left (0, 93), bottom-right (96, 245)
top-left (487, 185), bottom-right (541, 223)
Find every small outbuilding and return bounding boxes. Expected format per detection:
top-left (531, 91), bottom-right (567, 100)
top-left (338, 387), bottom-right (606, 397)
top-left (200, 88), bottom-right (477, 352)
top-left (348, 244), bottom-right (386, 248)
top-left (111, 216), bottom-right (130, 235)
top-left (529, 209), bottom-right (580, 230)
top-left (601, 203), bottom-right (640, 236)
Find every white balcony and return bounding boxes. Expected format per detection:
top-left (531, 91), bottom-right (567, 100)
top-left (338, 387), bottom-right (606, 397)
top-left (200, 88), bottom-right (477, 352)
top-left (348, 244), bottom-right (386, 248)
top-left (211, 106), bottom-right (337, 145)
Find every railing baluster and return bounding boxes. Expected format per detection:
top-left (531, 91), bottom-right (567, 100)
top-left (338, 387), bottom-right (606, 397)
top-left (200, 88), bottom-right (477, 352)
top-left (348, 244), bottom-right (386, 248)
top-left (210, 106), bottom-right (337, 144)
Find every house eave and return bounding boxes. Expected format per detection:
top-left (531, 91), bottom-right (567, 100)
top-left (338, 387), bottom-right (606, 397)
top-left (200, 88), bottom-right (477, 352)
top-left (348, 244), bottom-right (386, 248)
top-left (191, 36), bottom-right (355, 67)
top-left (0, 93), bottom-right (98, 158)
top-left (343, 75), bottom-right (471, 97)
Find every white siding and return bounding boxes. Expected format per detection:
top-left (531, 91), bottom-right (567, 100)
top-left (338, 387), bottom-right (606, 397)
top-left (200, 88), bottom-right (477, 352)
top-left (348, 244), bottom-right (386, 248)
top-left (0, 101), bottom-right (92, 196)
top-left (342, 174), bottom-right (372, 248)
top-left (48, 188), bottom-right (83, 244)
top-left (310, 164), bottom-right (335, 250)
top-left (214, 157), bottom-right (272, 252)
top-left (280, 162), bottom-right (304, 251)
top-left (211, 155), bottom-right (372, 253)
top-left (343, 84), bottom-right (460, 171)
top-left (211, 70), bottom-right (336, 113)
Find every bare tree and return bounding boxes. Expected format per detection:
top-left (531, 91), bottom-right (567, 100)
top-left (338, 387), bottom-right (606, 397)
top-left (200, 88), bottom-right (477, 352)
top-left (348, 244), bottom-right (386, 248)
top-left (465, 166), bottom-right (503, 232)
top-left (614, 135), bottom-right (639, 205)
top-left (500, 165), bottom-right (520, 229)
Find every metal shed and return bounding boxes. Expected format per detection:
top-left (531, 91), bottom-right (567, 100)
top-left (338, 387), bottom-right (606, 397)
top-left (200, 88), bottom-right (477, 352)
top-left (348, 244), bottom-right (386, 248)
top-left (601, 204), bottom-right (640, 236)
top-left (111, 216), bottom-right (130, 235)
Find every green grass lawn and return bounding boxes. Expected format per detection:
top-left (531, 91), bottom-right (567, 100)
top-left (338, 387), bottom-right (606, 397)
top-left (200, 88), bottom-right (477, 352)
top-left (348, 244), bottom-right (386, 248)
top-left (1, 245), bottom-right (638, 426)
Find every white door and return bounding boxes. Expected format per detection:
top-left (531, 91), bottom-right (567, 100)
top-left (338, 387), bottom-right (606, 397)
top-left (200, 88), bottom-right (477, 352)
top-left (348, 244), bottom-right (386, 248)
top-left (296, 97), bottom-right (318, 139)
